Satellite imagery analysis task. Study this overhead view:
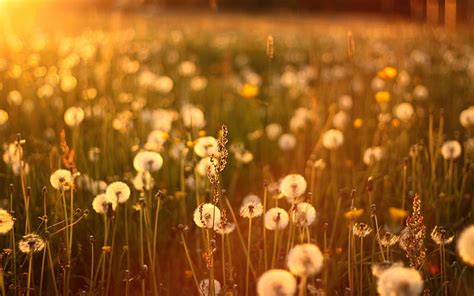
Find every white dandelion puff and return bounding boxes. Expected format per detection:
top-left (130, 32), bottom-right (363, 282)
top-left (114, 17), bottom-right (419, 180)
top-left (257, 269), bottom-right (296, 296)
top-left (287, 243), bottom-right (324, 277)
top-left (193, 203), bottom-right (221, 229)
top-left (291, 202), bottom-right (316, 227)
top-left (279, 174), bottom-right (307, 203)
top-left (133, 151), bottom-right (164, 172)
top-left (376, 266), bottom-right (423, 296)
top-left (50, 169), bottom-right (73, 190)
top-left (264, 207), bottom-right (289, 230)
top-left (105, 182), bottom-right (131, 204)
top-left (322, 129), bottom-right (344, 150)
top-left (440, 140), bottom-right (462, 160)
top-left (457, 224), bottom-right (474, 266)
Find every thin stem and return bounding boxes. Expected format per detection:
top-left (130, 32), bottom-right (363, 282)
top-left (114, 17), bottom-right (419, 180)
top-left (245, 218), bottom-right (253, 296)
top-left (26, 255), bottom-right (33, 296)
top-left (180, 231), bottom-right (201, 294)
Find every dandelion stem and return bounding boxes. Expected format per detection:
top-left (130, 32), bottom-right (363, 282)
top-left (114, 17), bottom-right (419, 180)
top-left (245, 218), bottom-right (253, 296)
top-left (180, 231), bottom-right (201, 294)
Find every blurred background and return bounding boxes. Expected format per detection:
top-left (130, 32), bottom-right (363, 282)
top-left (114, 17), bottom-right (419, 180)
top-left (1, 0), bottom-right (474, 23)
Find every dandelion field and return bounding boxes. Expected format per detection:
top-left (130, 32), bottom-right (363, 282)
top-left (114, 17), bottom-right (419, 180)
top-left (0, 11), bottom-right (474, 296)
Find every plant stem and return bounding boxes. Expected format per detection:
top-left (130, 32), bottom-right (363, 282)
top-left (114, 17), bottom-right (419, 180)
top-left (245, 218), bottom-right (253, 296)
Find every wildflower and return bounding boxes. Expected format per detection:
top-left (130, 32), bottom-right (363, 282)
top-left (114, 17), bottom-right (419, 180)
top-left (257, 269), bottom-right (296, 296)
top-left (378, 66), bottom-right (397, 80)
top-left (64, 106), bottom-right (85, 127)
top-left (193, 203), bottom-right (221, 229)
top-left (375, 91), bottom-right (390, 104)
top-left (353, 223), bottom-right (373, 238)
top-left (132, 171), bottom-right (155, 191)
top-left (199, 279), bottom-right (221, 296)
top-left (50, 169), bottom-right (73, 190)
top-left (194, 136), bottom-right (219, 157)
top-left (291, 202), bottom-right (316, 226)
top-left (105, 182), bottom-right (131, 203)
top-left (88, 147), bottom-right (101, 162)
top-left (389, 207), bottom-right (408, 220)
top-left (363, 146), bottom-right (384, 166)
top-left (102, 246), bottom-right (112, 253)
top-left (380, 232), bottom-right (400, 247)
top-left (457, 224), bottom-right (474, 266)
top-left (322, 129), bottom-right (344, 150)
top-left (264, 208), bottom-right (290, 230)
top-left (133, 151), bottom-right (164, 172)
top-left (0, 209), bottom-right (14, 234)
top-left (92, 193), bottom-right (117, 214)
top-left (459, 106), bottom-right (474, 128)
top-left (278, 133), bottom-right (297, 151)
top-left (344, 208), bottom-right (364, 220)
top-left (19, 233), bottom-right (45, 254)
top-left (376, 266), bottom-right (423, 296)
top-left (153, 76), bottom-right (173, 94)
top-left (240, 201), bottom-right (264, 219)
top-left (0, 110), bottom-right (8, 126)
top-left (181, 104), bottom-right (206, 129)
top-left (440, 140), bottom-right (462, 160)
top-left (353, 118), bottom-right (363, 128)
top-left (287, 243), bottom-right (324, 277)
top-left (240, 83), bottom-right (259, 99)
top-left (279, 174), bottom-right (307, 203)
top-left (265, 123), bottom-right (283, 140)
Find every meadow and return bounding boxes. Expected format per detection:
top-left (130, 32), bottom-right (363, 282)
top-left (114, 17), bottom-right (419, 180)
top-left (0, 11), bottom-right (474, 295)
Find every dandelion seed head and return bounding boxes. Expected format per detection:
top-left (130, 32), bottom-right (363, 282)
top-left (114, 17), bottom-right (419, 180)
top-left (19, 233), bottom-right (45, 254)
top-left (459, 106), bottom-right (474, 128)
top-left (338, 95), bottom-right (353, 111)
top-left (278, 133), bottom-right (297, 151)
top-left (64, 106), bottom-right (85, 127)
top-left (199, 279), bottom-right (221, 296)
top-left (106, 181), bottom-right (131, 204)
top-left (194, 136), bottom-right (219, 158)
top-left (92, 193), bottom-right (117, 214)
top-left (264, 207), bottom-right (289, 230)
top-left (376, 266), bottom-right (423, 296)
top-left (333, 111), bottom-right (350, 130)
top-left (50, 169), bottom-right (73, 190)
top-left (291, 202), bottom-right (316, 227)
top-left (353, 222), bottom-right (373, 238)
top-left (440, 140), bottom-right (462, 160)
top-left (279, 174), bottom-right (307, 202)
top-left (181, 104), bottom-right (205, 129)
top-left (257, 269), bottom-right (296, 296)
top-left (287, 243), bottom-right (324, 277)
top-left (242, 193), bottom-right (261, 205)
top-left (240, 200), bottom-right (263, 219)
top-left (322, 129), bottom-right (344, 150)
top-left (193, 203), bottom-right (221, 229)
top-left (393, 103), bottom-right (414, 123)
top-left (0, 209), bottom-right (14, 234)
top-left (132, 171), bottom-right (155, 191)
top-left (133, 151), bottom-right (164, 172)
top-left (457, 224), bottom-right (474, 266)
top-left (265, 123), bottom-right (283, 140)
top-left (363, 146), bottom-right (384, 166)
